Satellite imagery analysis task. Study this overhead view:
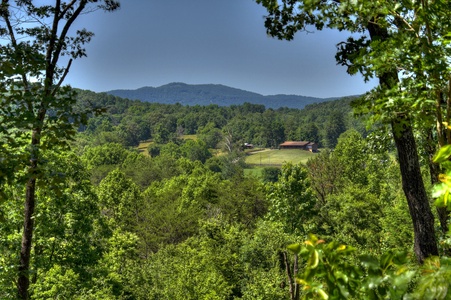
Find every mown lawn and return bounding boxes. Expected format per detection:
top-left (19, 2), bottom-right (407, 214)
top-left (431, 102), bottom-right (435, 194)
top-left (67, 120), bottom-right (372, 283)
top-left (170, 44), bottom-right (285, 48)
top-left (245, 149), bottom-right (317, 166)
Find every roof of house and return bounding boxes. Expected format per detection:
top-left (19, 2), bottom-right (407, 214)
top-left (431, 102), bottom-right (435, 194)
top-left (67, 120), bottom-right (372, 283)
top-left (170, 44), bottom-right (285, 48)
top-left (279, 141), bottom-right (315, 146)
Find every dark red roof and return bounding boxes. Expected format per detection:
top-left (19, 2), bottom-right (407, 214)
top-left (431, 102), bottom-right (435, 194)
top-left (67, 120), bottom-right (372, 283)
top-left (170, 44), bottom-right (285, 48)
top-left (279, 141), bottom-right (313, 146)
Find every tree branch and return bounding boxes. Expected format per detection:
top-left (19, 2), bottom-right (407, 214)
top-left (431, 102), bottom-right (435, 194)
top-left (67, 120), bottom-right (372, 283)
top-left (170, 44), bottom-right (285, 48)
top-left (53, 58), bottom-right (72, 96)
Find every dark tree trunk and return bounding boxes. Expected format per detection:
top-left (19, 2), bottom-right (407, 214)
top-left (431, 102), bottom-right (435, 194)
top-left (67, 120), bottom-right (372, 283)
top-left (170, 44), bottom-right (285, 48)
top-left (282, 251), bottom-right (300, 300)
top-left (391, 117), bottom-right (438, 263)
top-left (17, 128), bottom-right (41, 300)
top-left (18, 177), bottom-right (36, 300)
top-left (367, 20), bottom-right (438, 263)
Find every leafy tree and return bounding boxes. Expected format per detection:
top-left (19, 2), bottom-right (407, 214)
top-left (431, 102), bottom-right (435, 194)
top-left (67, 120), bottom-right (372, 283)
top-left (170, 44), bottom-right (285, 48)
top-left (239, 220), bottom-right (292, 300)
top-left (198, 122), bottom-right (223, 149)
top-left (82, 143), bottom-right (132, 169)
top-left (306, 149), bottom-right (343, 206)
top-left (261, 110), bottom-right (286, 148)
top-left (180, 139), bottom-right (212, 163)
top-left (261, 167), bottom-right (281, 183)
top-left (154, 116), bottom-right (178, 144)
top-left (323, 111), bottom-right (347, 149)
top-left (142, 219), bottom-right (292, 300)
top-left (255, 0), bottom-right (440, 263)
top-left (147, 143), bottom-right (161, 157)
top-left (159, 141), bottom-right (183, 159)
top-left (209, 150), bottom-right (247, 180)
top-left (85, 229), bottom-right (140, 299)
top-left (333, 130), bottom-right (369, 186)
top-left (153, 122), bottom-right (173, 144)
top-left (217, 176), bottom-right (268, 227)
top-left (283, 232), bottom-right (451, 299)
top-left (0, 1), bottom-right (119, 297)
top-left (97, 169), bottom-right (143, 232)
top-left (0, 152), bottom-right (106, 298)
top-left (81, 143), bottom-right (137, 184)
top-left (116, 117), bottom-right (150, 146)
top-left (266, 162), bottom-right (316, 235)
top-left (298, 123), bottom-right (320, 144)
top-left (320, 184), bottom-right (384, 252)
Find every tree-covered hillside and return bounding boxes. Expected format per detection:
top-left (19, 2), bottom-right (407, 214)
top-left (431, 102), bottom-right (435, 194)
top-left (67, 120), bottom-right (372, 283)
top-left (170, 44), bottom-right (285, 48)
top-left (75, 88), bottom-right (360, 149)
top-left (107, 82), bottom-right (340, 109)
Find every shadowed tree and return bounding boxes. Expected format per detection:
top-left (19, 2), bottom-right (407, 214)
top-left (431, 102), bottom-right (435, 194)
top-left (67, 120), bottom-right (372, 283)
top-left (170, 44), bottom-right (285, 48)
top-left (255, 0), bottom-right (441, 263)
top-left (0, 1), bottom-right (120, 298)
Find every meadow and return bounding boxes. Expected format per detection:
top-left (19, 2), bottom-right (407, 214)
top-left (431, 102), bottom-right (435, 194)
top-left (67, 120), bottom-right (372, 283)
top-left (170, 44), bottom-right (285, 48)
top-left (245, 149), bottom-right (316, 166)
top-left (244, 149), bottom-right (317, 178)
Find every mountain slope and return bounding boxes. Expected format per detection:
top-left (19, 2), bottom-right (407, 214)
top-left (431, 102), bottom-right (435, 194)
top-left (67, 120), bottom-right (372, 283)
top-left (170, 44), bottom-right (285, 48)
top-left (106, 82), bottom-right (336, 109)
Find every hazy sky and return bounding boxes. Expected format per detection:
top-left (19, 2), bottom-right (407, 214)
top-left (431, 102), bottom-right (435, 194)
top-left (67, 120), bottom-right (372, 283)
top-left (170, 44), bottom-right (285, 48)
top-left (64, 0), bottom-right (378, 98)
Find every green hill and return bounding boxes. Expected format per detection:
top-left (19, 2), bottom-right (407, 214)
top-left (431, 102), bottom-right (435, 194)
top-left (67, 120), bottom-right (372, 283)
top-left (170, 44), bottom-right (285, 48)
top-left (106, 82), bottom-right (350, 109)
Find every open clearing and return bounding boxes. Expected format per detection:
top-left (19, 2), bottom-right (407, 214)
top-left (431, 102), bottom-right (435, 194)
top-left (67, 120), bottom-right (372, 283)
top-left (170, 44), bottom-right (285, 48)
top-left (137, 140), bottom-right (317, 178)
top-left (245, 149), bottom-right (316, 166)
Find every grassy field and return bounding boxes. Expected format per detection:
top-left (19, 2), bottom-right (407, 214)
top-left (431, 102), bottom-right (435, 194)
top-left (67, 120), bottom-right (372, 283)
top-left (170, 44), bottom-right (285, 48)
top-left (245, 149), bottom-right (317, 166)
top-left (137, 140), bottom-right (152, 156)
top-left (182, 134), bottom-right (197, 141)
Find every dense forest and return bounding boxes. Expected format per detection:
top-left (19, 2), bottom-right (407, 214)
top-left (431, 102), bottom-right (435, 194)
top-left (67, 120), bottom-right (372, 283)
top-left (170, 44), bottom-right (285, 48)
top-left (2, 1), bottom-right (451, 300)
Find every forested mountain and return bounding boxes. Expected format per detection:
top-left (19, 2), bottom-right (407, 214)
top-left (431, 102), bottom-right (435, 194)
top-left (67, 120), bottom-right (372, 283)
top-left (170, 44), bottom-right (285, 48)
top-left (107, 82), bottom-right (343, 109)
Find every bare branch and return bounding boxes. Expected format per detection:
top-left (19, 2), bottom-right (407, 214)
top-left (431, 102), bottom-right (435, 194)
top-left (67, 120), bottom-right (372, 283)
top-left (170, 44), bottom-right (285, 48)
top-left (53, 58), bottom-right (72, 96)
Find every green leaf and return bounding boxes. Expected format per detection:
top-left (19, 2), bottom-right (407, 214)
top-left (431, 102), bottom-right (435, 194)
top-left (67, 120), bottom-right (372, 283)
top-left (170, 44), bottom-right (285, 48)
top-left (287, 243), bottom-right (301, 254)
top-left (359, 254), bottom-right (379, 271)
top-left (433, 145), bottom-right (451, 163)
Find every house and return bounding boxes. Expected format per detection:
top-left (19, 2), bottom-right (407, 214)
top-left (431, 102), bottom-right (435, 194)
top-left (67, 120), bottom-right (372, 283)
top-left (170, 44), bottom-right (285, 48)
top-left (279, 141), bottom-right (318, 152)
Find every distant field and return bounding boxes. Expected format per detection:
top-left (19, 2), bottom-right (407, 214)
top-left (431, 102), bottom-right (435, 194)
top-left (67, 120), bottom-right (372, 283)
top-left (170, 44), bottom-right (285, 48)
top-left (182, 134), bottom-right (197, 141)
top-left (137, 140), bottom-right (152, 156)
top-left (245, 149), bottom-right (316, 166)
top-left (137, 139), bottom-right (317, 169)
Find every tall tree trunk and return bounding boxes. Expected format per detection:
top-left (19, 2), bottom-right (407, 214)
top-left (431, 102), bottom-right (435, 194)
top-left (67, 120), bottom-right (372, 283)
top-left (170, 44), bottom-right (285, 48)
top-left (18, 178), bottom-right (36, 300)
top-left (391, 117), bottom-right (438, 263)
top-left (18, 128), bottom-right (40, 300)
top-left (367, 20), bottom-right (438, 263)
top-left (282, 251), bottom-right (300, 300)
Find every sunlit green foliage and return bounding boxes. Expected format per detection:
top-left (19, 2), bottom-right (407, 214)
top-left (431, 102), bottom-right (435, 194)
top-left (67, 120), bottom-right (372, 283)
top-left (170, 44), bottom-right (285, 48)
top-left (0, 152), bottom-right (107, 298)
top-left (266, 162), bottom-right (316, 235)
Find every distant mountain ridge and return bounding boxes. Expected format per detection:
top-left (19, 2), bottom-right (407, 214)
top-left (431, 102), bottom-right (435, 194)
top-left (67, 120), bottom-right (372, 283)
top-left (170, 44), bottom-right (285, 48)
top-left (106, 82), bottom-right (344, 109)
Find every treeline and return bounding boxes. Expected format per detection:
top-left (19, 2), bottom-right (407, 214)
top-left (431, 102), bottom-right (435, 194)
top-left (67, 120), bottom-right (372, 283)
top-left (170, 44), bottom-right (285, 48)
top-left (75, 89), bottom-right (363, 150)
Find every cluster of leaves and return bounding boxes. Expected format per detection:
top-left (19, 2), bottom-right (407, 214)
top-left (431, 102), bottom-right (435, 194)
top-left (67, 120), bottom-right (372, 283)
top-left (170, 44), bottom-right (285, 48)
top-left (287, 233), bottom-right (451, 300)
top-left (432, 141), bottom-right (451, 210)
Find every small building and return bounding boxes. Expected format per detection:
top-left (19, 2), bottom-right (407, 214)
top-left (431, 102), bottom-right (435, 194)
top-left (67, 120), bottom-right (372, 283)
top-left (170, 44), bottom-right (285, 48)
top-left (279, 141), bottom-right (318, 152)
top-left (244, 143), bottom-right (254, 149)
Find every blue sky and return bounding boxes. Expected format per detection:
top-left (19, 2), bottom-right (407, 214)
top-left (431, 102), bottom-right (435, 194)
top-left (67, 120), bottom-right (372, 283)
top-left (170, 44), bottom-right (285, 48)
top-left (64, 0), bottom-right (378, 98)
